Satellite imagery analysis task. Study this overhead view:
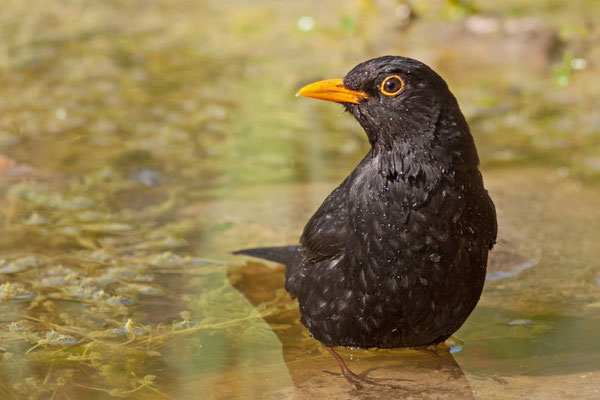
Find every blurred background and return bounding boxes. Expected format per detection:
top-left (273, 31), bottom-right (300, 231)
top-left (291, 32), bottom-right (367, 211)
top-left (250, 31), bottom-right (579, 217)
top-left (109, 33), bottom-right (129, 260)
top-left (0, 0), bottom-right (599, 399)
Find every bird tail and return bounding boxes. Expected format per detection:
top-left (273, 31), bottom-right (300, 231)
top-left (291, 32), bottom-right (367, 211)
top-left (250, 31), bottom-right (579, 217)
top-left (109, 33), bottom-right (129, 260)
top-left (233, 245), bottom-right (302, 266)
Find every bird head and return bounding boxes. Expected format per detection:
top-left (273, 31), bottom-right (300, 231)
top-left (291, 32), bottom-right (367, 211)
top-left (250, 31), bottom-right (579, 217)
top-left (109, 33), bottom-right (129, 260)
top-left (297, 56), bottom-right (479, 179)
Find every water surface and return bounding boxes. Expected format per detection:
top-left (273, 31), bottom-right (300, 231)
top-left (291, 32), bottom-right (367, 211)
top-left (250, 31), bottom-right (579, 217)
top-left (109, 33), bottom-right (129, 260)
top-left (0, 1), bottom-right (599, 399)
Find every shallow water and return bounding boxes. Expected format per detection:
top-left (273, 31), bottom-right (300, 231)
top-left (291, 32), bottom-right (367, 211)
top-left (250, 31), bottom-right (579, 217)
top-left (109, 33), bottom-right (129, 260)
top-left (0, 1), bottom-right (599, 399)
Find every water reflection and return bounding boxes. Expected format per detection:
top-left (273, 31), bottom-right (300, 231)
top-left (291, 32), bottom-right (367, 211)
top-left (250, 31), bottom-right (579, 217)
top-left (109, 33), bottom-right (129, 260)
top-left (228, 262), bottom-right (475, 399)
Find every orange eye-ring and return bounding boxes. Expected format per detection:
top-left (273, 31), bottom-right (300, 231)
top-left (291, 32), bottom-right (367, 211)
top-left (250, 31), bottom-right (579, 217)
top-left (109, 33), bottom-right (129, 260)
top-left (380, 75), bottom-right (404, 96)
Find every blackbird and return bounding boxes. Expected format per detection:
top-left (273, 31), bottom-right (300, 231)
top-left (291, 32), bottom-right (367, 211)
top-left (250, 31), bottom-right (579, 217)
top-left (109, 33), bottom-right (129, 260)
top-left (236, 56), bottom-right (497, 386)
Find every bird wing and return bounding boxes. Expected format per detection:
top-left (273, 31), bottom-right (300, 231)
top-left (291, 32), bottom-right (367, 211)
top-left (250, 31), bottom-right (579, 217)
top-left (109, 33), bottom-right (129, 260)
top-left (300, 184), bottom-right (351, 263)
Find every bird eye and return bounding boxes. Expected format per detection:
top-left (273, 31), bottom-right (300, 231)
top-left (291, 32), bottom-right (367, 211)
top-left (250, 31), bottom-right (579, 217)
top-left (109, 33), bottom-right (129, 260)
top-left (380, 75), bottom-right (404, 96)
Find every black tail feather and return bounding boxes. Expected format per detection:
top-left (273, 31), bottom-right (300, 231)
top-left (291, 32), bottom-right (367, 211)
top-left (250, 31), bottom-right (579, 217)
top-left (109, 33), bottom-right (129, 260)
top-left (233, 245), bottom-right (302, 266)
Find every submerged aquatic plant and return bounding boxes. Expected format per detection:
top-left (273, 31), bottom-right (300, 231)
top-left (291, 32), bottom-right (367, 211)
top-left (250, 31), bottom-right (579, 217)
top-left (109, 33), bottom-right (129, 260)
top-left (0, 174), bottom-right (291, 398)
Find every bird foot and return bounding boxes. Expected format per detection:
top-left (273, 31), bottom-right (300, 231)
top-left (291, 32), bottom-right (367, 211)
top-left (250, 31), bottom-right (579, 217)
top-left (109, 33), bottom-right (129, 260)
top-left (323, 345), bottom-right (403, 390)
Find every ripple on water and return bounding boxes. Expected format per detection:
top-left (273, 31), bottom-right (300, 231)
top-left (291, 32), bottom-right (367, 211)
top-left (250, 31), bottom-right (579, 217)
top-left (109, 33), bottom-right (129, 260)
top-left (507, 319), bottom-right (532, 325)
top-left (486, 247), bottom-right (540, 281)
top-left (115, 283), bottom-right (166, 296)
top-left (486, 259), bottom-right (538, 280)
top-left (0, 256), bottom-right (43, 274)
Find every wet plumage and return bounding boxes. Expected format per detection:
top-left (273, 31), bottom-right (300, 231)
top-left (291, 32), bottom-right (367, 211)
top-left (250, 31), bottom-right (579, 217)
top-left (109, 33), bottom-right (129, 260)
top-left (236, 56), bottom-right (497, 349)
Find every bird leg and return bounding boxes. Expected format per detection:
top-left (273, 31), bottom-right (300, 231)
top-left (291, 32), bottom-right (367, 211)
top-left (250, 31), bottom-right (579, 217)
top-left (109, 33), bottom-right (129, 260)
top-left (323, 345), bottom-right (393, 389)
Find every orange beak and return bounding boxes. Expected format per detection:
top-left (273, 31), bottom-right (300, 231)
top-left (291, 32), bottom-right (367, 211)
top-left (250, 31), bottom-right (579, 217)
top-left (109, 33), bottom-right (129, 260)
top-left (296, 78), bottom-right (369, 104)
